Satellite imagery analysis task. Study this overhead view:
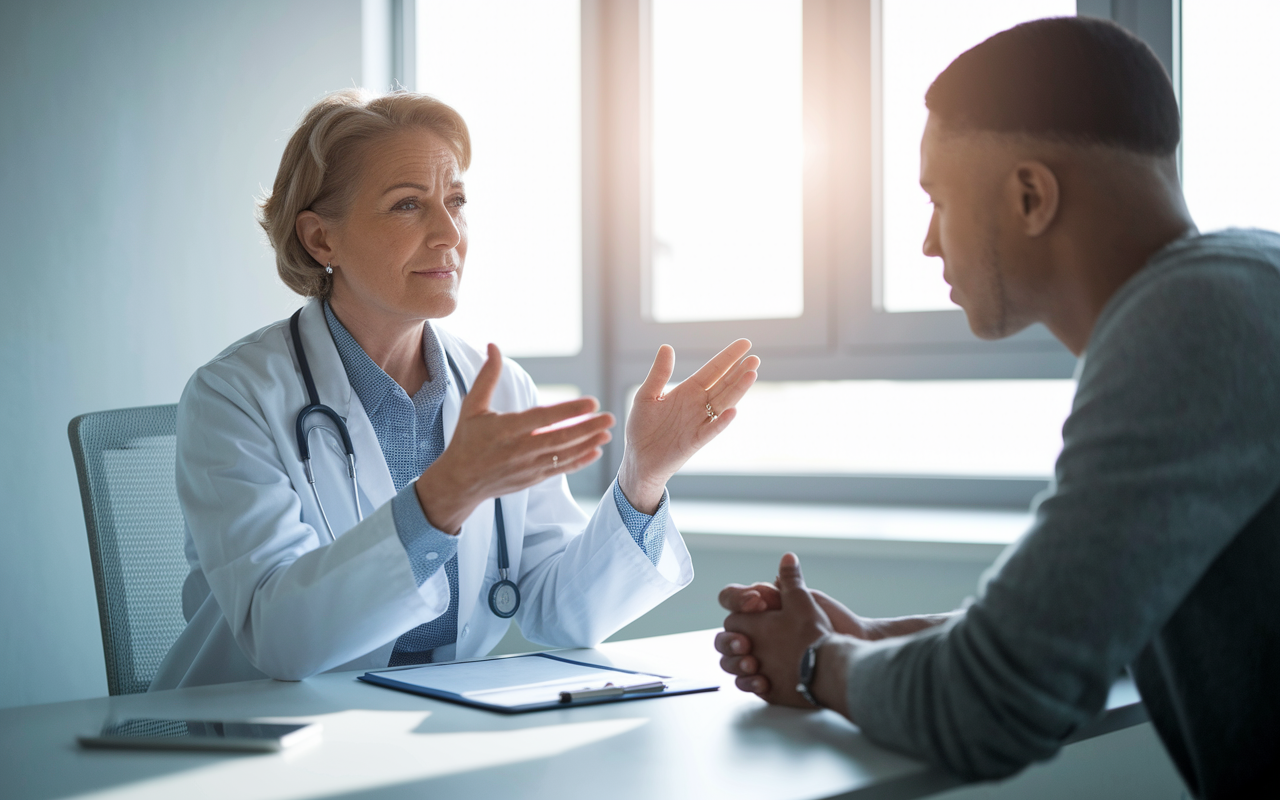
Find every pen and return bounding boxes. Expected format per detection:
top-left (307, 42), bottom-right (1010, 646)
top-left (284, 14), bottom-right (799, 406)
top-left (559, 680), bottom-right (667, 703)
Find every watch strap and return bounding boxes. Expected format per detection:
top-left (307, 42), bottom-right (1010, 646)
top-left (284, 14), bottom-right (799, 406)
top-left (796, 634), bottom-right (829, 708)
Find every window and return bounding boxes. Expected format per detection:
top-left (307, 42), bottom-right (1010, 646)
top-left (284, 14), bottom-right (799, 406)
top-left (415, 0), bottom-right (583, 358)
top-left (1181, 0), bottom-right (1280, 234)
top-left (649, 0), bottom-right (805, 323)
top-left (390, 0), bottom-right (1195, 507)
top-left (667, 379), bottom-right (1076, 478)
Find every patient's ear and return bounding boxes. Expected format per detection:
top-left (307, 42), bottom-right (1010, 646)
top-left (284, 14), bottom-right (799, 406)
top-left (1009, 160), bottom-right (1059, 237)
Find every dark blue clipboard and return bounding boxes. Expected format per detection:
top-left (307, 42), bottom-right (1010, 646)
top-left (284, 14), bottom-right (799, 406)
top-left (358, 653), bottom-right (719, 714)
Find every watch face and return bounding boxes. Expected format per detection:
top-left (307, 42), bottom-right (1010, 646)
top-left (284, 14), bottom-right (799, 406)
top-left (489, 580), bottom-right (520, 618)
top-left (799, 646), bottom-right (817, 683)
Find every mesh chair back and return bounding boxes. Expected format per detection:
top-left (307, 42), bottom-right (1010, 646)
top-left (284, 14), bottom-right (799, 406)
top-left (68, 404), bottom-right (188, 695)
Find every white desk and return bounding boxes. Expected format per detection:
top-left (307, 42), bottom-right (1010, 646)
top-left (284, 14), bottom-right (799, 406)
top-left (0, 630), bottom-right (1144, 800)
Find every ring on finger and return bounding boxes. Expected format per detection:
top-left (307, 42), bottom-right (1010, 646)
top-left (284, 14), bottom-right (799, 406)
top-left (552, 454), bottom-right (559, 468)
top-left (705, 402), bottom-right (718, 419)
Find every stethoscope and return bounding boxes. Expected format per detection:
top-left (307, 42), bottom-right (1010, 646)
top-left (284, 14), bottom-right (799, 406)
top-left (288, 309), bottom-right (521, 619)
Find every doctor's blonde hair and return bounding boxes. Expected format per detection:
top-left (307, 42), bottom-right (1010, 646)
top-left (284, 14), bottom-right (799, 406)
top-left (259, 89), bottom-right (471, 299)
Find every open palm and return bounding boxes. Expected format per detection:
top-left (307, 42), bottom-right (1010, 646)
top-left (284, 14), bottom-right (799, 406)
top-left (618, 340), bottom-right (759, 512)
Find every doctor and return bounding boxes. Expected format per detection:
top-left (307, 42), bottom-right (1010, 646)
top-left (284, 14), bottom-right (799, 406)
top-left (151, 89), bottom-right (760, 690)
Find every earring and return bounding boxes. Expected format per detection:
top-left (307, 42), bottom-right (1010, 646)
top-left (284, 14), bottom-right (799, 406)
top-left (325, 261), bottom-right (334, 275)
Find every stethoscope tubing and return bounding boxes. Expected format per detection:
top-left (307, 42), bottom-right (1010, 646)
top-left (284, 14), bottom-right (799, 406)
top-left (290, 310), bottom-right (363, 541)
top-left (288, 308), bottom-right (517, 616)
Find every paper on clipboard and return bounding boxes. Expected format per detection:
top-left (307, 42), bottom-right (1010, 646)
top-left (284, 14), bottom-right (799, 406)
top-left (358, 653), bottom-right (719, 713)
top-left (432, 659), bottom-right (651, 704)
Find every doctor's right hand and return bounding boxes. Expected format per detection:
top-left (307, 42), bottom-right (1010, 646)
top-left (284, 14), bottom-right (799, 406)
top-left (414, 344), bottom-right (615, 535)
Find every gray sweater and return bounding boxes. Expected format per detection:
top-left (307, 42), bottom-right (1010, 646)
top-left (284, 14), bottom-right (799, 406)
top-left (845, 229), bottom-right (1280, 799)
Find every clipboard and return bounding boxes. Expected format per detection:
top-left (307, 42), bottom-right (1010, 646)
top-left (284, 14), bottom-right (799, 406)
top-left (357, 653), bottom-right (719, 713)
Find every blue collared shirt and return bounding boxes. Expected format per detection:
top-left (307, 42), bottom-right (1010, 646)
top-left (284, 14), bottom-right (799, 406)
top-left (322, 303), bottom-right (667, 660)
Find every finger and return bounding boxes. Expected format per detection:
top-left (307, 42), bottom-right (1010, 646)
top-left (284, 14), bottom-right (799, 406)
top-left (719, 654), bottom-right (758, 676)
top-left (708, 364), bottom-right (759, 414)
top-left (718, 585), bottom-right (766, 613)
top-left (692, 406), bottom-right (738, 449)
top-left (776, 552), bottom-right (808, 598)
top-left (461, 344), bottom-right (505, 415)
top-left (549, 446), bottom-right (604, 476)
top-left (736, 675), bottom-right (771, 695)
top-left (722, 611), bottom-right (744, 634)
top-left (714, 630), bottom-right (752, 656)
top-left (637, 345), bottom-right (675, 401)
top-left (527, 413), bottom-right (616, 453)
top-left (706, 371), bottom-right (752, 422)
top-left (709, 354), bottom-right (761, 402)
top-left (690, 339), bottom-right (752, 391)
top-left (543, 434), bottom-right (612, 471)
top-left (518, 397), bottom-right (603, 432)
top-left (745, 582), bottom-right (783, 610)
top-left (718, 585), bottom-right (775, 613)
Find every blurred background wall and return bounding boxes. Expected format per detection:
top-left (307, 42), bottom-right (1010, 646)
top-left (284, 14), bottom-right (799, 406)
top-left (0, 0), bottom-right (358, 709)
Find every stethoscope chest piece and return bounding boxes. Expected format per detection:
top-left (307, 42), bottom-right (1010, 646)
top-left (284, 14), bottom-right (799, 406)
top-left (489, 579), bottom-right (520, 618)
top-left (486, 481), bottom-right (521, 619)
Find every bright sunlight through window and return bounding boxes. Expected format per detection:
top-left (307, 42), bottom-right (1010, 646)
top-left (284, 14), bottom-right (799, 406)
top-left (669, 379), bottom-right (1077, 478)
top-left (649, 0), bottom-right (805, 323)
top-left (1181, 0), bottom-right (1280, 235)
top-left (416, 0), bottom-right (583, 357)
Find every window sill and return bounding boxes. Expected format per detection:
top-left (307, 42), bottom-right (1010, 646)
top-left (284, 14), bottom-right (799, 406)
top-left (667, 500), bottom-right (1030, 562)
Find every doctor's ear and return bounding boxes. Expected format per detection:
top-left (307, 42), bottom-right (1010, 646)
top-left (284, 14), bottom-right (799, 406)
top-left (1008, 160), bottom-right (1060, 237)
top-left (295, 211), bottom-right (337, 266)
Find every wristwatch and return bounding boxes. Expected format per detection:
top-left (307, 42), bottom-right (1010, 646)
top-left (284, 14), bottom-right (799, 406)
top-left (796, 635), bottom-right (828, 708)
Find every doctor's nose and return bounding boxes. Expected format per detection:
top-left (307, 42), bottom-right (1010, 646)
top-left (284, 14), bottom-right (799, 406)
top-left (425, 204), bottom-right (463, 251)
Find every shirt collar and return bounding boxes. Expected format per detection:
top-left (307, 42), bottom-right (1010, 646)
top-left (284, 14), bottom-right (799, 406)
top-left (322, 301), bottom-right (450, 422)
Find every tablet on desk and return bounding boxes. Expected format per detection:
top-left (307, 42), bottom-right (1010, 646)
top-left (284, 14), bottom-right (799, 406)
top-left (359, 653), bottom-right (718, 713)
top-left (78, 718), bottom-right (322, 752)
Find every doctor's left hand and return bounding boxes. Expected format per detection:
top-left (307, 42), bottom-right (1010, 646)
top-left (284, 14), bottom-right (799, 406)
top-left (618, 340), bottom-right (759, 514)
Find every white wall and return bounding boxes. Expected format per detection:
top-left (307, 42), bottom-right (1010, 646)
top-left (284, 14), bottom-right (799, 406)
top-left (0, 0), bottom-right (363, 710)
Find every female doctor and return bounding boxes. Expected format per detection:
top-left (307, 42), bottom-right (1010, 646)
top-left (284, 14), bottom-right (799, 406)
top-left (150, 90), bottom-right (759, 689)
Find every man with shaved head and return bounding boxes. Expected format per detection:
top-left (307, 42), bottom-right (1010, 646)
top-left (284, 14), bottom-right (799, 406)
top-left (716, 16), bottom-right (1279, 799)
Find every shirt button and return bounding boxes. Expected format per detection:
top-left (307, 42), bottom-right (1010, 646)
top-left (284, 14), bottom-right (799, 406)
top-left (425, 552), bottom-right (438, 561)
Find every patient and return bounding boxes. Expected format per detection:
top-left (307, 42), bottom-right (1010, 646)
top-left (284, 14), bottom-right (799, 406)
top-left (714, 17), bottom-right (1280, 800)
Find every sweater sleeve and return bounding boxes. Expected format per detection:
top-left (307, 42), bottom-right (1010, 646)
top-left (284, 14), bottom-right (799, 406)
top-left (843, 254), bottom-right (1280, 779)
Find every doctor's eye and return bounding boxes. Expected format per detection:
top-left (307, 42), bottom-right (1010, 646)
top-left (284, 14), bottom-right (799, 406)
top-left (448, 195), bottom-right (468, 209)
top-left (392, 198), bottom-right (421, 212)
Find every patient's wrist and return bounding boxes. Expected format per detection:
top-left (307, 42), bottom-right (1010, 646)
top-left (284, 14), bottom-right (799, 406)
top-left (813, 636), bottom-right (854, 718)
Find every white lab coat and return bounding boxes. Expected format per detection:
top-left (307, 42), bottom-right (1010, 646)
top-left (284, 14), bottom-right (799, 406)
top-left (150, 299), bottom-right (693, 690)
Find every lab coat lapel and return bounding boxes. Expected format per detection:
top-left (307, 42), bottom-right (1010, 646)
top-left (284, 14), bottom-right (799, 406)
top-left (439, 334), bottom-right (493, 636)
top-left (297, 300), bottom-right (396, 514)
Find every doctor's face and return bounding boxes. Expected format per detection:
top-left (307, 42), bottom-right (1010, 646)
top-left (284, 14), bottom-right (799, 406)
top-left (326, 129), bottom-right (468, 322)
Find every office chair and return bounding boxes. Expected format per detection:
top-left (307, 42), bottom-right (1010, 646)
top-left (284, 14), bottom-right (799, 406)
top-left (68, 404), bottom-right (188, 695)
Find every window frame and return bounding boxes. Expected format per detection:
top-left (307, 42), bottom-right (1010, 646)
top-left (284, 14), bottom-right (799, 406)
top-left (401, 0), bottom-right (1181, 508)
